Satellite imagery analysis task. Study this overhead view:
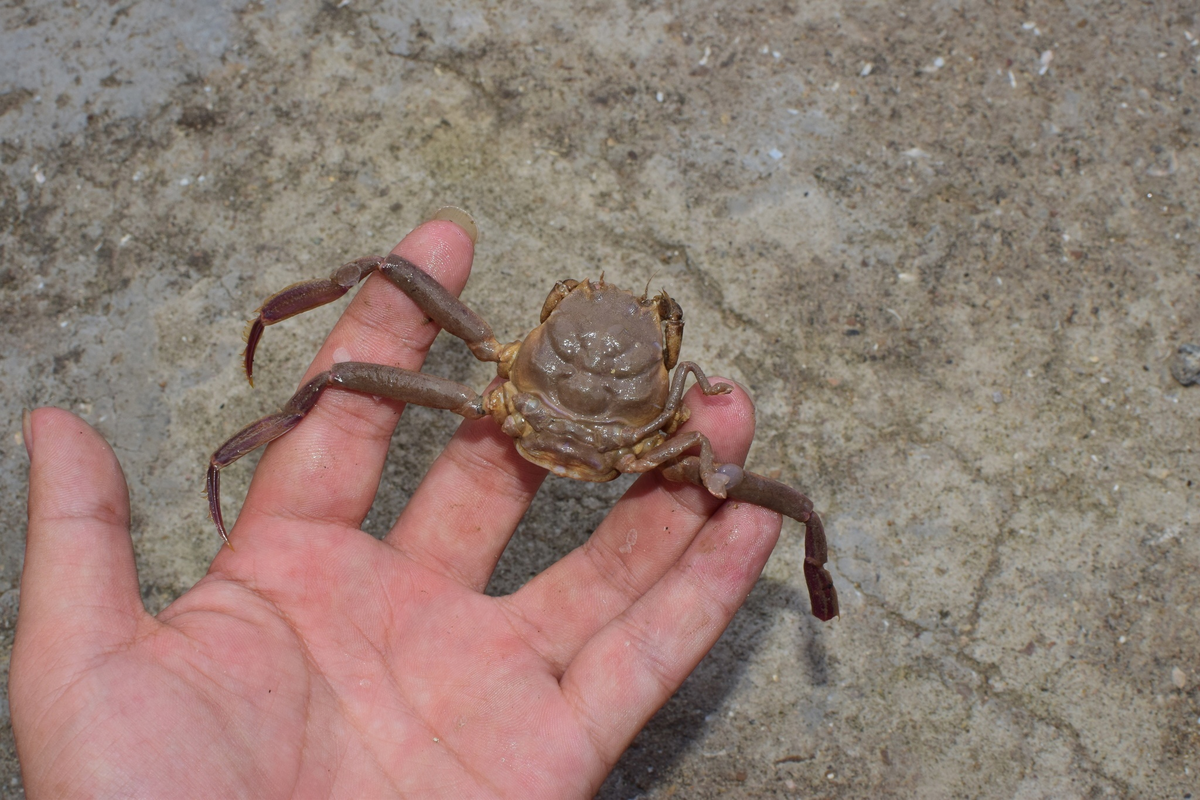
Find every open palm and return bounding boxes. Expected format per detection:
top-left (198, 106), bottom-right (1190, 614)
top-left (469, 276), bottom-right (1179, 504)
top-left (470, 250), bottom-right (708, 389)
top-left (11, 218), bottom-right (785, 799)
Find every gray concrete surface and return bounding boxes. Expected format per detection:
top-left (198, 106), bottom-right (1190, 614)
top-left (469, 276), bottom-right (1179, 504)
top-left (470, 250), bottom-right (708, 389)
top-left (1, 0), bottom-right (1198, 797)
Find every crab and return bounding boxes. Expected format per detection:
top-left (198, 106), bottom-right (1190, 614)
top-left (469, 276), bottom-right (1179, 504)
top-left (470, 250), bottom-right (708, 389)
top-left (206, 248), bottom-right (839, 621)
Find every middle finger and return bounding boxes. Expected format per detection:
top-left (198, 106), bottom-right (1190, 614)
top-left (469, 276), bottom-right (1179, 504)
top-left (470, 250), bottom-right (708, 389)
top-left (385, 397), bottom-right (548, 591)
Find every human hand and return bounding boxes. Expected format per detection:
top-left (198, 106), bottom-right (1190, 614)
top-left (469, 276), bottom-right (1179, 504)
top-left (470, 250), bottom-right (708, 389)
top-left (10, 218), bottom-right (785, 798)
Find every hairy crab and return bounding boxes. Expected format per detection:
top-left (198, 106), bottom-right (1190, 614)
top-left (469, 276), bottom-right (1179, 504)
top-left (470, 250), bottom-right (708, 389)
top-left (207, 246), bottom-right (838, 621)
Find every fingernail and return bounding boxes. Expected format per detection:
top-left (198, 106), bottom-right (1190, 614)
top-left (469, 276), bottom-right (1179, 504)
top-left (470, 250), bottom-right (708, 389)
top-left (428, 206), bottom-right (478, 244)
top-left (22, 408), bottom-right (33, 461)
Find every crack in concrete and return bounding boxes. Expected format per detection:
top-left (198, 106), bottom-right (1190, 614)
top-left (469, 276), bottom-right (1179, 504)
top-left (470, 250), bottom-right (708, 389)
top-left (359, 13), bottom-right (508, 123)
top-left (865, 599), bottom-right (1133, 796)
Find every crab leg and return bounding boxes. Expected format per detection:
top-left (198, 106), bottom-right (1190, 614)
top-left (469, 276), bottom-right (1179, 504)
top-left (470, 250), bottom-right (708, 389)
top-left (622, 362), bottom-right (732, 446)
top-left (243, 256), bottom-right (384, 385)
top-left (206, 362), bottom-right (486, 545)
top-left (616, 431), bottom-right (727, 495)
top-left (244, 254), bottom-right (503, 384)
top-left (378, 255), bottom-right (504, 362)
top-left (659, 457), bottom-right (839, 621)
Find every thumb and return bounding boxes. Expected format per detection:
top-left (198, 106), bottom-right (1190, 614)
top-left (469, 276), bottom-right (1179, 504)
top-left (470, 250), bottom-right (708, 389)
top-left (14, 408), bottom-right (145, 672)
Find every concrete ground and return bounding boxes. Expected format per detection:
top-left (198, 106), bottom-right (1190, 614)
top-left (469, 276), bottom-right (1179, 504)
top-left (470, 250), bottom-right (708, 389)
top-left (1, 0), bottom-right (1198, 797)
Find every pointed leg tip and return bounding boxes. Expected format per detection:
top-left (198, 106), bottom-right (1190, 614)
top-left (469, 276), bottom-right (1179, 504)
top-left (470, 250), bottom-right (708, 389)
top-left (213, 516), bottom-right (234, 549)
top-left (243, 318), bottom-right (265, 385)
top-left (242, 349), bottom-right (256, 387)
top-left (804, 561), bottom-right (838, 622)
top-left (813, 597), bottom-right (840, 622)
top-left (809, 591), bottom-right (839, 622)
top-left (206, 464), bottom-right (232, 547)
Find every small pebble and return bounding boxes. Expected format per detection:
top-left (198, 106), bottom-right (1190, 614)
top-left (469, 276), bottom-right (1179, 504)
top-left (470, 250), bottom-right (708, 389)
top-left (1038, 50), bottom-right (1054, 75)
top-left (1173, 667), bottom-right (1187, 689)
top-left (1171, 343), bottom-right (1200, 386)
top-left (992, 391), bottom-right (1003, 404)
